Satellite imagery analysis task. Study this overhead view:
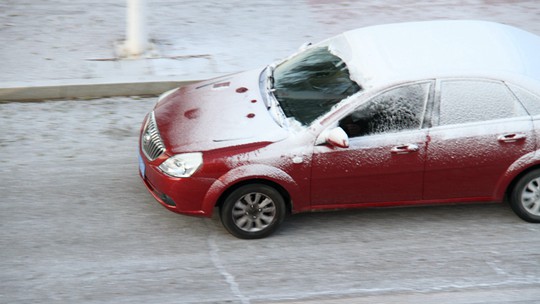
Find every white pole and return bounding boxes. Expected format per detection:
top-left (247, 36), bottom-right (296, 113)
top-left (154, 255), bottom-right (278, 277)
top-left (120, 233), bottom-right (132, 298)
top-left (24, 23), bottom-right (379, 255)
top-left (125, 0), bottom-right (148, 57)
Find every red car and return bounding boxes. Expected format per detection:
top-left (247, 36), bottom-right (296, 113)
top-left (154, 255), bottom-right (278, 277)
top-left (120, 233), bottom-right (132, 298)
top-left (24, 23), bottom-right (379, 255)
top-left (139, 20), bottom-right (540, 239)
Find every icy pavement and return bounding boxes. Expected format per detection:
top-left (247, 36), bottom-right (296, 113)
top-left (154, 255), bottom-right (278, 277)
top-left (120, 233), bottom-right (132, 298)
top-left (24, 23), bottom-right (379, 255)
top-left (1, 0), bottom-right (540, 86)
top-left (1, 97), bottom-right (540, 303)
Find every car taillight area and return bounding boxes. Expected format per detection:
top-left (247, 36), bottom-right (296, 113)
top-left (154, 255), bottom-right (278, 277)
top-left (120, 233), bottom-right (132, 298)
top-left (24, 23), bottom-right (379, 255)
top-left (141, 112), bottom-right (165, 161)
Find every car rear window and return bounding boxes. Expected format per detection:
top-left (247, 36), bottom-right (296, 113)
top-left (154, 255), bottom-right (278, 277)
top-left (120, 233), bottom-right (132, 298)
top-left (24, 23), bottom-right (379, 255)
top-left (508, 84), bottom-right (540, 116)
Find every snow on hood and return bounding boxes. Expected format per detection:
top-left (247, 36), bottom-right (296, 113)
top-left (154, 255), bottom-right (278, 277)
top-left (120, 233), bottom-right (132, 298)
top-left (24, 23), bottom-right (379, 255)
top-left (153, 69), bottom-right (288, 153)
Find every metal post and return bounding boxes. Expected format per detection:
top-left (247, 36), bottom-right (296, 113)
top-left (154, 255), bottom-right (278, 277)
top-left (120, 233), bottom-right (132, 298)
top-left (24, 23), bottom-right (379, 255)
top-left (125, 0), bottom-right (148, 57)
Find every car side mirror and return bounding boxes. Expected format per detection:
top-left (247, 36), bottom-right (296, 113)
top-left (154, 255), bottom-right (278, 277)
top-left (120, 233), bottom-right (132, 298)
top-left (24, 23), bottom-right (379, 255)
top-left (326, 127), bottom-right (349, 148)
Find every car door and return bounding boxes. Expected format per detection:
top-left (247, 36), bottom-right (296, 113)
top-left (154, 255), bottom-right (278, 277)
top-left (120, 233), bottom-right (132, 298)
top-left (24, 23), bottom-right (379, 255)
top-left (311, 82), bottom-right (432, 207)
top-left (424, 79), bottom-right (535, 201)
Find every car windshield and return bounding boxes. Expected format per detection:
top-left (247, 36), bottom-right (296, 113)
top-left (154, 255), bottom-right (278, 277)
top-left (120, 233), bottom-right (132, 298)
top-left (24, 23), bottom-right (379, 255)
top-left (272, 46), bottom-right (361, 125)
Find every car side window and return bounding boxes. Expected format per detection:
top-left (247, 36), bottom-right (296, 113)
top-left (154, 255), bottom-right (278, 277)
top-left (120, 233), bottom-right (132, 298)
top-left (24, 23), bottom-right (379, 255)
top-left (507, 84), bottom-right (540, 116)
top-left (438, 80), bottom-right (528, 126)
top-left (339, 83), bottom-right (429, 137)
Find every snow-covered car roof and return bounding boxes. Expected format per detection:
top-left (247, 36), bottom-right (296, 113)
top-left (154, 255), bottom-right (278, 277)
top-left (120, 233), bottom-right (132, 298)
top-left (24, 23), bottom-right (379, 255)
top-left (335, 20), bottom-right (540, 91)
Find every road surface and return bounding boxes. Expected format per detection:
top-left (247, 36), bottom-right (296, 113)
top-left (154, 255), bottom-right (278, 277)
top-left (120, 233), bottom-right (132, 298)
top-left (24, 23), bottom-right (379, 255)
top-left (1, 97), bottom-right (539, 303)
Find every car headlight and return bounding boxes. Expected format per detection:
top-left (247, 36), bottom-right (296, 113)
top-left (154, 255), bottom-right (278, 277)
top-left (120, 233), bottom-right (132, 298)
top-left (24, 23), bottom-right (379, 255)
top-left (158, 153), bottom-right (203, 178)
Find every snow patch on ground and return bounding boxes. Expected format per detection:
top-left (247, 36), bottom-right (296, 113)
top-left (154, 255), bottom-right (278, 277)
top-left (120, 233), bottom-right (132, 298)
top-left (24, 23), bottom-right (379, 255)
top-left (1, 0), bottom-right (540, 84)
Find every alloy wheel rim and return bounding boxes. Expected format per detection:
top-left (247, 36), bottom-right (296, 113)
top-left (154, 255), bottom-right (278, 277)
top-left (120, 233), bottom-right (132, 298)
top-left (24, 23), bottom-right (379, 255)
top-left (232, 192), bottom-right (277, 232)
top-left (520, 177), bottom-right (540, 216)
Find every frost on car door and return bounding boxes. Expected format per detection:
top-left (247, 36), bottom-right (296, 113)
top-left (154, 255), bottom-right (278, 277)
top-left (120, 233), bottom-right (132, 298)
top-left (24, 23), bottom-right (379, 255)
top-left (311, 83), bottom-right (432, 207)
top-left (424, 79), bottom-right (534, 201)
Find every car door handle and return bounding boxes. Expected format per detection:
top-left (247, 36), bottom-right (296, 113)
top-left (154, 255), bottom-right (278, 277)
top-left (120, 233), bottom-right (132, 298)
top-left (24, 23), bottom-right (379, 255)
top-left (391, 144), bottom-right (419, 154)
top-left (497, 133), bottom-right (526, 143)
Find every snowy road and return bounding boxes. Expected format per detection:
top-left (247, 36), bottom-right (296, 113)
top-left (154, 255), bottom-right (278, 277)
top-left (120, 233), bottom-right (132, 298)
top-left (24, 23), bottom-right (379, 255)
top-left (1, 97), bottom-right (539, 303)
top-left (2, 0), bottom-right (540, 83)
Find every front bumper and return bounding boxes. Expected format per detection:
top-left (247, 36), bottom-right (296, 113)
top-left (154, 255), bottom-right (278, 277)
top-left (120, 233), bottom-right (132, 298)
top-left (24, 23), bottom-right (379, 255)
top-left (138, 151), bottom-right (215, 217)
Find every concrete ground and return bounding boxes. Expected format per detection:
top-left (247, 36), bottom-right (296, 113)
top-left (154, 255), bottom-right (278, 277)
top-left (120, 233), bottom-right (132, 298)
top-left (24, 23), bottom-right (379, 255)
top-left (2, 1), bottom-right (540, 303)
top-left (1, 0), bottom-right (540, 92)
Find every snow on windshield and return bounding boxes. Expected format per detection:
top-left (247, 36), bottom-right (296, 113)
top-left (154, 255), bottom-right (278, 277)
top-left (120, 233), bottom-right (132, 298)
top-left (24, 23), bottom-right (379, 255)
top-left (273, 46), bottom-right (361, 125)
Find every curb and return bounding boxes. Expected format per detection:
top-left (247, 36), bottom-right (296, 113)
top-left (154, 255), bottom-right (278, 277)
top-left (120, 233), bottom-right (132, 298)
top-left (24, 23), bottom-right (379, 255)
top-left (0, 79), bottom-right (203, 102)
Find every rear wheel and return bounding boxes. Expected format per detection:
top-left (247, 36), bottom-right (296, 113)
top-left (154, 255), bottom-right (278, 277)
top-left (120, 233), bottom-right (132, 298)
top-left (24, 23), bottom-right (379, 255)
top-left (220, 184), bottom-right (286, 239)
top-left (510, 169), bottom-right (540, 223)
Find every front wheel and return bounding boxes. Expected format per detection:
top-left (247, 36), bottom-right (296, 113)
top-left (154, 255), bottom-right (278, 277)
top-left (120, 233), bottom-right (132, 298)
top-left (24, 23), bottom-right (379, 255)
top-left (220, 184), bottom-right (286, 239)
top-left (510, 169), bottom-right (540, 223)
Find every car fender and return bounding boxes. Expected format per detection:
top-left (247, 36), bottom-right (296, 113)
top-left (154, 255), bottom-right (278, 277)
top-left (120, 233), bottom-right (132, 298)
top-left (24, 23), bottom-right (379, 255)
top-left (495, 150), bottom-right (540, 199)
top-left (200, 164), bottom-right (304, 215)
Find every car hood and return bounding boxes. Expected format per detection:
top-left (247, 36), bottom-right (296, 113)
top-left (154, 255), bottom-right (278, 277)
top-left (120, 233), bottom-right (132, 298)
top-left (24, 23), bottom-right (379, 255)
top-left (153, 69), bottom-right (288, 153)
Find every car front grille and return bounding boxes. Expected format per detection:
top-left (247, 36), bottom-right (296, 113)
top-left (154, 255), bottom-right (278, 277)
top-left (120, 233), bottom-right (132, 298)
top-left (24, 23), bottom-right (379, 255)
top-left (141, 112), bottom-right (165, 161)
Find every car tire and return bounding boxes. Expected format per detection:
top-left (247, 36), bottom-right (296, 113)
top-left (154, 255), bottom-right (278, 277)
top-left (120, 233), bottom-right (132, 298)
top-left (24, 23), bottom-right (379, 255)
top-left (220, 184), bottom-right (286, 239)
top-left (510, 169), bottom-right (540, 223)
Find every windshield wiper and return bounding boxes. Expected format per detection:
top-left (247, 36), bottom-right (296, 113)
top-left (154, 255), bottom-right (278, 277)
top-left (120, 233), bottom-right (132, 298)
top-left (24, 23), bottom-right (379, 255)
top-left (264, 65), bottom-right (288, 127)
top-left (265, 65), bottom-right (275, 106)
